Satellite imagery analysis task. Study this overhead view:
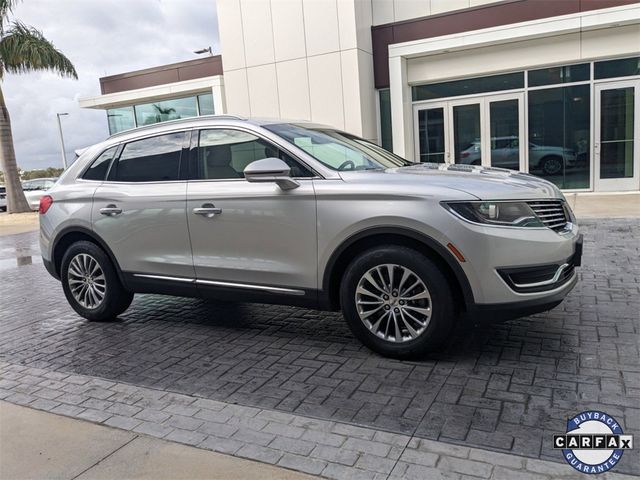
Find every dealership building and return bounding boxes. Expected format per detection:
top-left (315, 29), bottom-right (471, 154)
top-left (79, 0), bottom-right (640, 193)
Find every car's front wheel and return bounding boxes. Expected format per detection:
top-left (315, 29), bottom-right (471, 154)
top-left (340, 246), bottom-right (456, 358)
top-left (61, 241), bottom-right (133, 321)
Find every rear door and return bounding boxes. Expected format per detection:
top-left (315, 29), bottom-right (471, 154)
top-left (92, 131), bottom-right (194, 278)
top-left (186, 128), bottom-right (318, 292)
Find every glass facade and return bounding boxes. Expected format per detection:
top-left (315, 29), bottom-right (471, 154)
top-left (595, 57), bottom-right (640, 80)
top-left (106, 92), bottom-right (215, 134)
top-left (135, 97), bottom-right (198, 126)
top-left (528, 63), bottom-right (589, 87)
top-left (599, 87), bottom-right (635, 179)
top-left (528, 85), bottom-right (590, 189)
top-left (412, 72), bottom-right (524, 102)
top-left (406, 56), bottom-right (640, 191)
top-left (378, 90), bottom-right (393, 151)
top-left (107, 107), bottom-right (135, 134)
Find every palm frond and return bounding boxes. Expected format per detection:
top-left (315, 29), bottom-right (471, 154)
top-left (0, 21), bottom-right (77, 79)
top-left (0, 0), bottom-right (20, 32)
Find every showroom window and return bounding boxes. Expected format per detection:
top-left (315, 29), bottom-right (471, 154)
top-left (378, 89), bottom-right (393, 152)
top-left (595, 56), bottom-right (640, 80)
top-left (108, 132), bottom-right (185, 182)
top-left (135, 97), bottom-right (198, 127)
top-left (106, 92), bottom-right (216, 134)
top-left (528, 85), bottom-right (590, 189)
top-left (198, 93), bottom-right (215, 115)
top-left (107, 107), bottom-right (135, 134)
top-left (528, 64), bottom-right (590, 87)
top-left (412, 72), bottom-right (524, 101)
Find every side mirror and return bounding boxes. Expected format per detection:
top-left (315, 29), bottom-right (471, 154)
top-left (244, 158), bottom-right (300, 190)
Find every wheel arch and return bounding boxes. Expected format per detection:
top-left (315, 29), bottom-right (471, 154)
top-left (321, 226), bottom-right (474, 312)
top-left (51, 227), bottom-right (125, 284)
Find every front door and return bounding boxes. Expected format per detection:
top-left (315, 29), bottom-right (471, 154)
top-left (186, 128), bottom-right (318, 292)
top-left (595, 80), bottom-right (640, 191)
top-left (414, 92), bottom-right (525, 171)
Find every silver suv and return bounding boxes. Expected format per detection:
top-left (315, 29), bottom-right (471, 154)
top-left (40, 116), bottom-right (582, 358)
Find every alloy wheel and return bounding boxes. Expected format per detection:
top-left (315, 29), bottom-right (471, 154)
top-left (355, 264), bottom-right (432, 343)
top-left (67, 253), bottom-right (107, 309)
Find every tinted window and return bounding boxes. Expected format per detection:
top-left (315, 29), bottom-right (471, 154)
top-left (528, 64), bottom-right (589, 87)
top-left (195, 129), bottom-right (313, 180)
top-left (83, 147), bottom-right (118, 181)
top-left (412, 72), bottom-right (524, 101)
top-left (107, 107), bottom-right (135, 134)
top-left (528, 85), bottom-right (590, 189)
top-left (135, 97), bottom-right (197, 126)
top-left (595, 57), bottom-right (640, 80)
top-left (110, 133), bottom-right (184, 182)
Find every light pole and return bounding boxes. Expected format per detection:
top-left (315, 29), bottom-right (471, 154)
top-left (56, 112), bottom-right (69, 169)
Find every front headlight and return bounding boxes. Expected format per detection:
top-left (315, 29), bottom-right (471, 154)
top-left (443, 201), bottom-right (545, 227)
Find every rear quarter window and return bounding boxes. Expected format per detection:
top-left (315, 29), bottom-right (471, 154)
top-left (83, 147), bottom-right (118, 181)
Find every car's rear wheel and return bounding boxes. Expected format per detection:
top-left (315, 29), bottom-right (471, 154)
top-left (61, 241), bottom-right (133, 321)
top-left (340, 246), bottom-right (456, 358)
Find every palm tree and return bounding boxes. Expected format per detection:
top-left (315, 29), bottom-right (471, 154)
top-left (0, 0), bottom-right (77, 213)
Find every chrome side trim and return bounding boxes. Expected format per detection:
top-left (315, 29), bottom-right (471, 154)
top-left (132, 273), bottom-right (306, 296)
top-left (196, 279), bottom-right (305, 296)
top-left (511, 263), bottom-right (570, 289)
top-left (133, 274), bottom-right (194, 283)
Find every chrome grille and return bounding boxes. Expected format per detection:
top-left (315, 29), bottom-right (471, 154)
top-left (527, 200), bottom-right (569, 232)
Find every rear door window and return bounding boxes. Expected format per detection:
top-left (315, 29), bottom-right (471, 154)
top-left (109, 132), bottom-right (185, 182)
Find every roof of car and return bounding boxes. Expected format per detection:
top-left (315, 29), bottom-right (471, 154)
top-left (106, 115), bottom-right (330, 142)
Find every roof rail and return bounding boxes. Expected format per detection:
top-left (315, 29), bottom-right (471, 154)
top-left (107, 114), bottom-right (248, 140)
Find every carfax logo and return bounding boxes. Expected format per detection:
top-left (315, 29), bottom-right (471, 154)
top-left (554, 411), bottom-right (633, 474)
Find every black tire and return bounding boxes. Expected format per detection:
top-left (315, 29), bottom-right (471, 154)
top-left (541, 155), bottom-right (563, 175)
top-left (340, 246), bottom-right (456, 359)
top-left (60, 241), bottom-right (133, 321)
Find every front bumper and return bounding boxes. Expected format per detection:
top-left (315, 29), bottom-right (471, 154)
top-left (440, 209), bottom-right (582, 305)
top-left (468, 272), bottom-right (577, 322)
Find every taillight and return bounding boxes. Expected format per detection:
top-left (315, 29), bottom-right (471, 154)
top-left (461, 152), bottom-right (469, 158)
top-left (39, 195), bottom-right (53, 214)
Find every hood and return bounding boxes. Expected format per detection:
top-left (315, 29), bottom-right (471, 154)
top-left (339, 163), bottom-right (563, 201)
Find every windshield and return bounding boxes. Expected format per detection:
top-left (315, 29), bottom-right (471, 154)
top-left (264, 123), bottom-right (411, 171)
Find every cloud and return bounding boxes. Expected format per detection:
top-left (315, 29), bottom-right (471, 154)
top-left (3, 0), bottom-right (219, 170)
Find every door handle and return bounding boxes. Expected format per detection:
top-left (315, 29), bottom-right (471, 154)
top-left (99, 204), bottom-right (122, 216)
top-left (193, 203), bottom-right (222, 218)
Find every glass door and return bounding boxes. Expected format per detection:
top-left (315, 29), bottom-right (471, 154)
top-left (595, 81), bottom-right (640, 191)
top-left (486, 93), bottom-right (525, 171)
top-left (414, 103), bottom-right (449, 163)
top-left (414, 92), bottom-right (525, 170)
top-left (450, 100), bottom-right (482, 165)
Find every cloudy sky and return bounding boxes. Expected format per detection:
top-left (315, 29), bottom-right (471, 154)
top-left (3, 0), bottom-right (219, 170)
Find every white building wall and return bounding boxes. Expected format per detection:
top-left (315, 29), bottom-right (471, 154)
top-left (216, 0), bottom-right (378, 142)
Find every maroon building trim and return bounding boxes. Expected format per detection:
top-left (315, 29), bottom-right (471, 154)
top-left (100, 55), bottom-right (224, 95)
top-left (371, 0), bottom-right (638, 89)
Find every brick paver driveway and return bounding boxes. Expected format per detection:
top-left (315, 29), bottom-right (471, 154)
top-left (1, 218), bottom-right (638, 477)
